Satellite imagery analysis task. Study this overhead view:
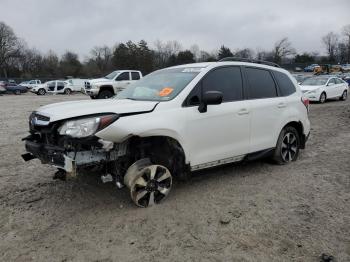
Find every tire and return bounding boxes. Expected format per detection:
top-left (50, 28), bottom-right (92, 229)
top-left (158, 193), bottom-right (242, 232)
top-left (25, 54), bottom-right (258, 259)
top-left (340, 90), bottom-right (347, 101)
top-left (64, 88), bottom-right (72, 95)
top-left (319, 92), bottom-right (326, 103)
top-left (272, 126), bottom-right (300, 165)
top-left (14, 90), bottom-right (21, 95)
top-left (90, 96), bottom-right (97, 100)
top-left (37, 88), bottom-right (46, 95)
top-left (124, 159), bottom-right (173, 208)
top-left (97, 90), bottom-right (113, 99)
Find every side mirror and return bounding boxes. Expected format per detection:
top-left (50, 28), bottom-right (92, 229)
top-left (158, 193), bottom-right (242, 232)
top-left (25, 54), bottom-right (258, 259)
top-left (198, 91), bottom-right (223, 113)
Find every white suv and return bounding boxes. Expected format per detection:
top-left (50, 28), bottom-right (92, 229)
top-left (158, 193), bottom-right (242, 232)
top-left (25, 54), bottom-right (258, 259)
top-left (22, 59), bottom-right (310, 207)
top-left (84, 70), bottom-right (142, 99)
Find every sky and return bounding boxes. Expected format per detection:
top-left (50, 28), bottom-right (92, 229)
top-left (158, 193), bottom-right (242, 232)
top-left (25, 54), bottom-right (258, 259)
top-left (1, 0), bottom-right (349, 59)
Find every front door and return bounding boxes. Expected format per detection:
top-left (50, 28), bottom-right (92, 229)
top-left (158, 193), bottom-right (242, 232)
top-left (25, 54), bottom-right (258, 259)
top-left (183, 66), bottom-right (251, 167)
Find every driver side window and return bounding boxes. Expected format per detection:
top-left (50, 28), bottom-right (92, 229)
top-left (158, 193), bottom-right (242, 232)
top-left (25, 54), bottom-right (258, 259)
top-left (184, 66), bottom-right (243, 106)
top-left (116, 72), bottom-right (130, 81)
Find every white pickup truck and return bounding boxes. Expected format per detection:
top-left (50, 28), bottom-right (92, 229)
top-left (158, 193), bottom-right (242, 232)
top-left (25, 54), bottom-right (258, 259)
top-left (84, 70), bottom-right (142, 99)
top-left (19, 79), bottom-right (41, 89)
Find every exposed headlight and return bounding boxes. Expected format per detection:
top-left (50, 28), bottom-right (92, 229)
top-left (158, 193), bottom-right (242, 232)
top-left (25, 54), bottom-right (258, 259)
top-left (58, 114), bottom-right (118, 138)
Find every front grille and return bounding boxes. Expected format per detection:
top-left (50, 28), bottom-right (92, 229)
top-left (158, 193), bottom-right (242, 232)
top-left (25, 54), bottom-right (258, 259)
top-left (85, 82), bottom-right (91, 89)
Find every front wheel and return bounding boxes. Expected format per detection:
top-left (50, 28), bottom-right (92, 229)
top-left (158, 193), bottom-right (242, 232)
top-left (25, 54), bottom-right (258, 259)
top-left (272, 126), bottom-right (300, 165)
top-left (340, 90), bottom-right (347, 101)
top-left (124, 159), bottom-right (173, 208)
top-left (97, 90), bottom-right (113, 99)
top-left (37, 88), bottom-right (46, 95)
top-left (319, 92), bottom-right (326, 103)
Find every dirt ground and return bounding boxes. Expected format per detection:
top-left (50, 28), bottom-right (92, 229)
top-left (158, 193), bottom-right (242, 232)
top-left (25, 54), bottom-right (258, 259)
top-left (0, 93), bottom-right (349, 262)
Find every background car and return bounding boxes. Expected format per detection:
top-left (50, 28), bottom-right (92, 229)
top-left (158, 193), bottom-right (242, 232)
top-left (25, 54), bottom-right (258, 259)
top-left (64, 79), bottom-right (87, 94)
top-left (19, 79), bottom-right (42, 89)
top-left (31, 80), bottom-right (68, 95)
top-left (1, 81), bottom-right (28, 95)
top-left (300, 76), bottom-right (348, 103)
top-left (292, 74), bottom-right (312, 85)
top-left (0, 81), bottom-right (7, 94)
top-left (304, 64), bottom-right (319, 72)
top-left (341, 64), bottom-right (350, 72)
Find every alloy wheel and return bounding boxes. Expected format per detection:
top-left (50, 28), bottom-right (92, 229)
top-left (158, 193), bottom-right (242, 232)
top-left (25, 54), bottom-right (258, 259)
top-left (129, 165), bottom-right (172, 208)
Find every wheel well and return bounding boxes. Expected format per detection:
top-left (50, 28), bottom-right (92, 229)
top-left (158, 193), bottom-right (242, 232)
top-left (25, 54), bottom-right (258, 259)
top-left (126, 136), bottom-right (189, 180)
top-left (99, 85), bottom-right (114, 95)
top-left (283, 121), bottom-right (306, 149)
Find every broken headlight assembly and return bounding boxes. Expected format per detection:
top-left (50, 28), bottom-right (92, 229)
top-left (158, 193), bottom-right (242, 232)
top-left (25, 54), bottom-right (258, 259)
top-left (58, 114), bottom-right (118, 138)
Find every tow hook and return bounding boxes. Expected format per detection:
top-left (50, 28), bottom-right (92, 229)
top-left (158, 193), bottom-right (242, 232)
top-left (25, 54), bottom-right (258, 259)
top-left (53, 169), bottom-right (67, 181)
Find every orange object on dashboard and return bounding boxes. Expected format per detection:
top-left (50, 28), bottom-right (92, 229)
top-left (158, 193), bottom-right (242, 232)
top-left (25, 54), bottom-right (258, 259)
top-left (159, 87), bottom-right (174, 97)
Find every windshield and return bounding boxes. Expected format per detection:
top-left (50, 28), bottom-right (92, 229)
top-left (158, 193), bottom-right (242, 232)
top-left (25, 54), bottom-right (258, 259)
top-left (115, 67), bottom-right (202, 101)
top-left (104, 71), bottom-right (121, 80)
top-left (301, 77), bottom-right (328, 86)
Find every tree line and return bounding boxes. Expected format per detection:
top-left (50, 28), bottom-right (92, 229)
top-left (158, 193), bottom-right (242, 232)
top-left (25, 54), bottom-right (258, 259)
top-left (0, 21), bottom-right (350, 79)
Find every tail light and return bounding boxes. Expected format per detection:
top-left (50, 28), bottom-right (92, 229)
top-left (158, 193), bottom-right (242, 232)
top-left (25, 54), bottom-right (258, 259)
top-left (301, 97), bottom-right (309, 112)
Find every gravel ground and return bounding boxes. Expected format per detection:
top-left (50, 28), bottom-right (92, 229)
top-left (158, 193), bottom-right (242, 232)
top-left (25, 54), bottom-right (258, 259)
top-left (0, 93), bottom-right (349, 262)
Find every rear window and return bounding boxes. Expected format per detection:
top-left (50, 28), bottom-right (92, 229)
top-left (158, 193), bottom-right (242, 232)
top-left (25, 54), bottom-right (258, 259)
top-left (245, 67), bottom-right (277, 99)
top-left (131, 72), bottom-right (141, 80)
top-left (273, 71), bottom-right (296, 96)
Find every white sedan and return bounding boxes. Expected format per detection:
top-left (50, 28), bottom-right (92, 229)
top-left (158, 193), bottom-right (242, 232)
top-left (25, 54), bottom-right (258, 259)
top-left (300, 76), bottom-right (348, 103)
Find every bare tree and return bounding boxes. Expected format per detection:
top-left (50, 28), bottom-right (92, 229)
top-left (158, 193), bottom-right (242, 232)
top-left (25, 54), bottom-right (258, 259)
top-left (322, 32), bottom-right (339, 61)
top-left (90, 45), bottom-right (112, 74)
top-left (273, 37), bottom-right (296, 63)
top-left (153, 40), bottom-right (182, 68)
top-left (0, 22), bottom-right (24, 77)
top-left (342, 24), bottom-right (350, 62)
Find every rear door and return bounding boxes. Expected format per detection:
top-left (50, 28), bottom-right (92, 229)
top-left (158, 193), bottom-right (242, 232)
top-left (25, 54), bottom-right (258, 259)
top-left (243, 67), bottom-right (286, 153)
top-left (335, 78), bottom-right (346, 96)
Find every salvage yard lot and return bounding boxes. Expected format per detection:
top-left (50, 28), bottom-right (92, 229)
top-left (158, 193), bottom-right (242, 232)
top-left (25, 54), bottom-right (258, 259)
top-left (0, 93), bottom-right (349, 261)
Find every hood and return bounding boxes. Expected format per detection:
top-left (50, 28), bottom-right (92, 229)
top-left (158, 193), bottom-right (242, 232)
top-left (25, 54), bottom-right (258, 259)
top-left (87, 78), bottom-right (112, 85)
top-left (36, 99), bottom-right (159, 122)
top-left (300, 85), bottom-right (324, 91)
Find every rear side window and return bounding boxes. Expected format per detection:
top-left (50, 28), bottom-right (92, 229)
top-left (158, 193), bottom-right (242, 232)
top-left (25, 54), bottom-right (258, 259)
top-left (273, 71), bottom-right (296, 96)
top-left (335, 78), bottom-right (343, 84)
top-left (131, 72), bottom-right (140, 80)
top-left (245, 67), bottom-right (277, 99)
top-left (328, 78), bottom-right (336, 85)
top-left (202, 67), bottom-right (243, 102)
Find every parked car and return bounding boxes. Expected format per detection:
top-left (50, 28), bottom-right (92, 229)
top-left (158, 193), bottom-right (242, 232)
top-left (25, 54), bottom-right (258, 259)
top-left (292, 74), bottom-right (311, 85)
top-left (31, 80), bottom-right (69, 95)
top-left (339, 73), bottom-right (350, 86)
top-left (84, 70), bottom-right (143, 99)
top-left (1, 82), bottom-right (28, 95)
top-left (0, 81), bottom-right (7, 94)
top-left (22, 59), bottom-right (311, 207)
top-left (64, 78), bottom-right (87, 94)
top-left (300, 76), bottom-right (348, 103)
top-left (341, 64), bottom-right (350, 72)
top-left (19, 79), bottom-right (42, 89)
top-left (304, 64), bottom-right (319, 72)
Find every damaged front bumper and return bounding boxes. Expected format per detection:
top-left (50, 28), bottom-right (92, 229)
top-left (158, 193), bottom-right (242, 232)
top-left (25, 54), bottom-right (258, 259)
top-left (22, 136), bottom-right (118, 176)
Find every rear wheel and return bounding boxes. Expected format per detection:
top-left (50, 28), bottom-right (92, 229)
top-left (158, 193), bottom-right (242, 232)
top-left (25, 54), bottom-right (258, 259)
top-left (272, 126), bottom-right (300, 165)
top-left (64, 88), bottom-right (72, 95)
top-left (14, 89), bottom-right (21, 95)
top-left (340, 90), bottom-right (347, 101)
top-left (98, 90), bottom-right (113, 99)
top-left (319, 92), bottom-right (326, 103)
top-left (124, 159), bottom-right (173, 208)
top-left (37, 88), bottom-right (46, 95)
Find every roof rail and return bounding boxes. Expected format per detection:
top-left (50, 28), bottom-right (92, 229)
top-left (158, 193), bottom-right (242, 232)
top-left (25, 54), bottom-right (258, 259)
top-left (218, 57), bottom-right (281, 68)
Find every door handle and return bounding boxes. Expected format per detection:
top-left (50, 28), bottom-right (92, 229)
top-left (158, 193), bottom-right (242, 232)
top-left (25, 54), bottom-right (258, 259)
top-left (237, 108), bottom-right (249, 115)
top-left (277, 102), bottom-right (287, 108)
